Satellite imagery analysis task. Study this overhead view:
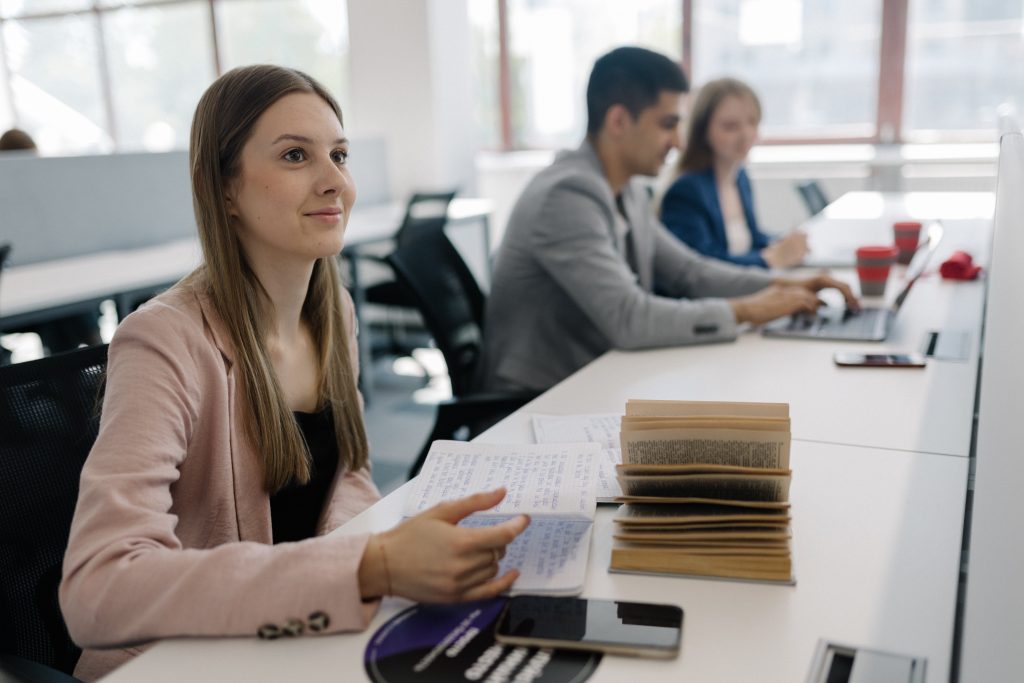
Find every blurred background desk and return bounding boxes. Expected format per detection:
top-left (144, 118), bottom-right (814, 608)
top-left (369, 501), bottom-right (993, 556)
top-left (1, 198), bottom-right (491, 403)
top-left (804, 190), bottom-right (993, 267)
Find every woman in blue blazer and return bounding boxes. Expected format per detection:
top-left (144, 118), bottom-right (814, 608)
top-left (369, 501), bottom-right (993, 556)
top-left (660, 78), bottom-right (807, 269)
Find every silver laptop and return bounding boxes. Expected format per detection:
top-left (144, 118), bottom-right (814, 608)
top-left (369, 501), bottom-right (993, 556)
top-left (762, 222), bottom-right (944, 342)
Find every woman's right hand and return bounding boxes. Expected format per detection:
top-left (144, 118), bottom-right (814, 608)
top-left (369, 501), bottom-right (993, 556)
top-left (761, 231), bottom-right (809, 269)
top-left (358, 488), bottom-right (530, 603)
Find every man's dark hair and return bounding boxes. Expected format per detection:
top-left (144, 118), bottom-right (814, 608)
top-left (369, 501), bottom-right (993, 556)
top-left (586, 46), bottom-right (689, 137)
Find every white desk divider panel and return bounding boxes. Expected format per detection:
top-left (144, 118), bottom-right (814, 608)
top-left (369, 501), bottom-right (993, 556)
top-left (960, 132), bottom-right (1024, 682)
top-left (0, 151), bottom-right (194, 265)
top-left (0, 137), bottom-right (390, 267)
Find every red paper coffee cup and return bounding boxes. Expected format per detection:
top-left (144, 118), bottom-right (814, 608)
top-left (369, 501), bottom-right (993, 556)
top-left (893, 221), bottom-right (922, 265)
top-left (856, 245), bottom-right (898, 296)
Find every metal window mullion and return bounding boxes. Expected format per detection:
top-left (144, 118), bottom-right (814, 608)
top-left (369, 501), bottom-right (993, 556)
top-left (876, 0), bottom-right (909, 144)
top-left (497, 0), bottom-right (512, 150)
top-left (207, 0), bottom-right (222, 76)
top-left (93, 4), bottom-right (119, 148)
top-left (682, 0), bottom-right (692, 79)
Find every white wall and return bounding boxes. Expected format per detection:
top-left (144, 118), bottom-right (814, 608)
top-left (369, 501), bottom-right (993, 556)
top-left (346, 0), bottom-right (478, 201)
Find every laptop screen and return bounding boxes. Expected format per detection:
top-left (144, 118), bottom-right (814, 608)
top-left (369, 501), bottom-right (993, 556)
top-left (891, 221), bottom-right (944, 313)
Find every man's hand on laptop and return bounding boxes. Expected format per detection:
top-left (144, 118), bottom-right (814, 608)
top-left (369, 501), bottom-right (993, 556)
top-left (773, 273), bottom-right (860, 312)
top-left (730, 275), bottom-right (860, 325)
top-left (729, 285), bottom-right (821, 325)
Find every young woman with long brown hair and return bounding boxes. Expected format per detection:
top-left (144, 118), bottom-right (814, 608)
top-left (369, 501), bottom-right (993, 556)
top-left (59, 65), bottom-right (528, 682)
top-left (660, 77), bottom-right (808, 269)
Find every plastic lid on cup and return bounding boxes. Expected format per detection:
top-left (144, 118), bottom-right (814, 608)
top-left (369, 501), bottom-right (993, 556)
top-left (856, 245), bottom-right (899, 260)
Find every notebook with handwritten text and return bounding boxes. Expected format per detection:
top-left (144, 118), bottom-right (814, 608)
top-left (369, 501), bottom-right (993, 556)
top-left (405, 441), bottom-right (600, 595)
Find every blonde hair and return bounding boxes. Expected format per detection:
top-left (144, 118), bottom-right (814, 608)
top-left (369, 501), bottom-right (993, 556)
top-left (677, 77), bottom-right (761, 174)
top-left (187, 65), bottom-right (368, 492)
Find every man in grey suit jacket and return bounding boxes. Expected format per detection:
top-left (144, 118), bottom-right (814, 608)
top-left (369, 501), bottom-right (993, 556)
top-left (480, 47), bottom-right (856, 392)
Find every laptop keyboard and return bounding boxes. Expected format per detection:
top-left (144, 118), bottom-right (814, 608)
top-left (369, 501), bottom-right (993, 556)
top-left (787, 308), bottom-right (884, 337)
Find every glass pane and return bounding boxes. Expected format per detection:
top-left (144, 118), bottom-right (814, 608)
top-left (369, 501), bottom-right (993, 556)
top-left (103, 2), bottom-right (215, 151)
top-left (506, 0), bottom-right (682, 149)
top-left (905, 0), bottom-right (1024, 140)
top-left (469, 0), bottom-right (500, 149)
top-left (0, 48), bottom-right (13, 130)
top-left (0, 0), bottom-right (90, 19)
top-left (3, 14), bottom-right (111, 154)
top-left (216, 0), bottom-right (349, 111)
top-left (694, 0), bottom-right (881, 139)
top-left (97, 0), bottom-right (175, 7)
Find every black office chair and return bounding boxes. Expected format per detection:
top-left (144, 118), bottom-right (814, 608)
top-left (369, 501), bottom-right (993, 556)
top-left (1, 243), bottom-right (12, 365)
top-left (0, 344), bottom-right (108, 682)
top-left (385, 230), bottom-right (538, 478)
top-left (360, 191), bottom-right (458, 359)
top-left (795, 180), bottom-right (830, 217)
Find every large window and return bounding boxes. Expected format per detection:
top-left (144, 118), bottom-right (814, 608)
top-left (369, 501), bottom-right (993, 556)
top-left (904, 0), bottom-right (1024, 141)
top-left (474, 0), bottom-right (1019, 149)
top-left (0, 0), bottom-right (349, 155)
top-left (693, 0), bottom-right (881, 140)
top-left (471, 0), bottom-right (681, 150)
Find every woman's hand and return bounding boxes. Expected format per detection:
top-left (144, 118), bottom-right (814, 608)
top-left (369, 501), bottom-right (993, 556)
top-left (358, 488), bottom-right (530, 603)
top-left (761, 231), bottom-right (809, 269)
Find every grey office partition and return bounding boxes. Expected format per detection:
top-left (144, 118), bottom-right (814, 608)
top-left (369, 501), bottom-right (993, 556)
top-left (0, 137), bottom-right (390, 266)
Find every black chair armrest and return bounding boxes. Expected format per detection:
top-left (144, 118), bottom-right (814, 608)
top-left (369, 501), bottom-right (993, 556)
top-left (0, 655), bottom-right (83, 683)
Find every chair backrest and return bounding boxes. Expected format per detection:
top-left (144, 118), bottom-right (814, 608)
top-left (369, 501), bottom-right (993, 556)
top-left (0, 242), bottom-right (11, 300)
top-left (795, 180), bottom-right (829, 216)
top-left (0, 344), bottom-right (108, 674)
top-left (385, 230), bottom-right (485, 396)
top-left (394, 191), bottom-right (457, 249)
top-left (0, 244), bottom-right (10, 365)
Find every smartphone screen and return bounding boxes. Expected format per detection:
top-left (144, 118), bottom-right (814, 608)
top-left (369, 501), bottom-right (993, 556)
top-left (833, 352), bottom-right (927, 367)
top-left (494, 596), bottom-right (682, 657)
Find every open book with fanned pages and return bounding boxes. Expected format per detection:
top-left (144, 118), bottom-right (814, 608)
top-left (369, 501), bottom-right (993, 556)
top-left (609, 400), bottom-right (795, 585)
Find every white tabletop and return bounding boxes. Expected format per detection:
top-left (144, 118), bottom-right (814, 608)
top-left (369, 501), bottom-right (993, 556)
top-left (103, 441), bottom-right (968, 683)
top-left (0, 198), bottom-right (491, 324)
top-left (97, 190), bottom-right (990, 683)
top-left (804, 191), bottom-right (994, 267)
top-left (498, 266), bottom-right (985, 458)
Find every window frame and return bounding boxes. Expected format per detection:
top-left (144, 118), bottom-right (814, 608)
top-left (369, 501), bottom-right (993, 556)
top-left (0, 0), bottom-right (349, 151)
top-left (489, 0), bottom-right (922, 150)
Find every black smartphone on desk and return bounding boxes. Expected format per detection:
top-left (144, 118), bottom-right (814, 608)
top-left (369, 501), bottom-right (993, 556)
top-left (833, 352), bottom-right (927, 367)
top-left (494, 595), bottom-right (683, 658)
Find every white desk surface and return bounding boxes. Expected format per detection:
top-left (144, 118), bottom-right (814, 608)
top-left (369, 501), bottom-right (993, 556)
top-left (804, 191), bottom-right (993, 267)
top-left (95, 190), bottom-right (980, 682)
top-left (0, 198), bottom-right (491, 321)
top-left (104, 441), bottom-right (967, 683)
top-left (502, 266), bottom-right (984, 458)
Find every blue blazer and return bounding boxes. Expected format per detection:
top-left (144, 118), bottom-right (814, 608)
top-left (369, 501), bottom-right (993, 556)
top-left (660, 168), bottom-right (772, 268)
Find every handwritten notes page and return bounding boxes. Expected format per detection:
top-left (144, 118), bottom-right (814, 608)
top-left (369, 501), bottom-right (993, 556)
top-left (404, 441), bottom-right (600, 595)
top-left (405, 441), bottom-right (599, 518)
top-left (461, 517), bottom-right (593, 595)
top-left (530, 413), bottom-right (624, 501)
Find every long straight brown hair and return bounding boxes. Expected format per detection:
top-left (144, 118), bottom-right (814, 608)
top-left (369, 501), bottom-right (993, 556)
top-left (187, 65), bottom-right (368, 492)
top-left (677, 77), bottom-right (762, 174)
